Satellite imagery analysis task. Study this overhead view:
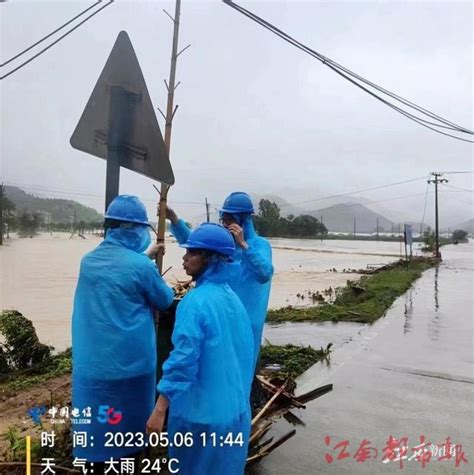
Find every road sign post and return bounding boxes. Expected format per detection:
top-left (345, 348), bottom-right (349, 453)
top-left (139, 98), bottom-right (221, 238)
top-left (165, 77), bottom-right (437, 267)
top-left (71, 31), bottom-right (173, 212)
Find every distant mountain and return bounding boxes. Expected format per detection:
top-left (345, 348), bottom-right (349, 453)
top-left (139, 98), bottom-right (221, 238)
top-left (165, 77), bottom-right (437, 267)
top-left (249, 194), bottom-right (396, 233)
top-left (4, 186), bottom-right (103, 224)
top-left (249, 193), bottom-right (306, 217)
top-left (309, 202), bottom-right (394, 233)
top-left (452, 218), bottom-right (474, 234)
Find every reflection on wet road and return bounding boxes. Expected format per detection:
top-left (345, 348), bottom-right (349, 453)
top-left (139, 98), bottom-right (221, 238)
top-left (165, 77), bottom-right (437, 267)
top-left (250, 242), bottom-right (473, 474)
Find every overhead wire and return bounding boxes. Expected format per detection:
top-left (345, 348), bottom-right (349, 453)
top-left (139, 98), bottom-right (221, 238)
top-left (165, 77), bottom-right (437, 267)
top-left (441, 183), bottom-right (474, 194)
top-left (0, 0), bottom-right (102, 68)
top-left (0, 1), bottom-right (114, 80)
top-left (279, 175), bottom-right (428, 208)
top-left (222, 0), bottom-right (474, 143)
top-left (439, 171), bottom-right (474, 174)
top-left (3, 181), bottom-right (217, 208)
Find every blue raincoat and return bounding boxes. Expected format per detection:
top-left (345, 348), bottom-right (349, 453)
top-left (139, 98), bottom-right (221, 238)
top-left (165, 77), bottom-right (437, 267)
top-left (171, 217), bottom-right (273, 367)
top-left (72, 226), bottom-right (174, 462)
top-left (158, 257), bottom-right (254, 475)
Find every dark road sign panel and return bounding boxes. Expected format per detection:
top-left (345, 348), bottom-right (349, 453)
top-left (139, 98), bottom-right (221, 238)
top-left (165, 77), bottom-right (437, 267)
top-left (70, 31), bottom-right (174, 185)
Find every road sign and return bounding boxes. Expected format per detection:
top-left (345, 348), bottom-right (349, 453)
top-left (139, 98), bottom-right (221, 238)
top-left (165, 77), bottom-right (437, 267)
top-left (70, 31), bottom-right (174, 208)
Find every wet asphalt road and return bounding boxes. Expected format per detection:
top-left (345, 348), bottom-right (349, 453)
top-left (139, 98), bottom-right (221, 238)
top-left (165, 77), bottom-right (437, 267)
top-left (249, 243), bottom-right (473, 475)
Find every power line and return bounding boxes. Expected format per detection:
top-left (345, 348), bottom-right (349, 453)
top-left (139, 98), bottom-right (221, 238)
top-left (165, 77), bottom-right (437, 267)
top-left (0, 1), bottom-right (102, 68)
top-left (441, 183), bottom-right (474, 194)
top-left (439, 171), bottom-right (474, 174)
top-left (223, 0), bottom-right (474, 143)
top-left (0, 1), bottom-right (114, 81)
top-left (342, 191), bottom-right (432, 208)
top-left (223, 0), bottom-right (472, 135)
top-left (279, 175), bottom-right (428, 208)
top-left (3, 180), bottom-right (215, 207)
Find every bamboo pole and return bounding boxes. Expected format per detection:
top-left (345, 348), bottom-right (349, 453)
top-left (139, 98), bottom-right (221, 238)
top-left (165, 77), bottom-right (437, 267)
top-left (155, 0), bottom-right (182, 273)
top-left (252, 380), bottom-right (287, 426)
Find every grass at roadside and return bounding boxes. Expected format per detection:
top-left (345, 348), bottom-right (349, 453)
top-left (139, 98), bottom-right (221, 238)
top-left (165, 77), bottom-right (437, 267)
top-left (267, 258), bottom-right (437, 324)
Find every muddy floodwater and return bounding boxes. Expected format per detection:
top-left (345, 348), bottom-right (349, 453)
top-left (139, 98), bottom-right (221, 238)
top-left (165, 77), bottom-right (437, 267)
top-left (0, 233), bottom-right (404, 351)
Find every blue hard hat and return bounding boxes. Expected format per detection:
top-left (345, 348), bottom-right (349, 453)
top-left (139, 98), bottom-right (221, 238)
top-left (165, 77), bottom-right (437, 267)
top-left (220, 191), bottom-right (254, 215)
top-left (105, 195), bottom-right (150, 226)
top-left (181, 223), bottom-right (235, 257)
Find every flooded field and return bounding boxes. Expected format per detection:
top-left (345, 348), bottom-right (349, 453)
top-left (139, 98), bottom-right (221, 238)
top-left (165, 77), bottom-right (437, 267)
top-left (0, 233), bottom-right (401, 350)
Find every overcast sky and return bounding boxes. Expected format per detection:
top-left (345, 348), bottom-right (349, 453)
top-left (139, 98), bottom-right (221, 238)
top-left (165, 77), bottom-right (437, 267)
top-left (1, 0), bottom-right (473, 226)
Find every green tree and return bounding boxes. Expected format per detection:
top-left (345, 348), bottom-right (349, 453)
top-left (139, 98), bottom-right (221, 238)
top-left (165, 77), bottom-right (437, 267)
top-left (452, 229), bottom-right (468, 242)
top-left (0, 310), bottom-right (53, 372)
top-left (1, 193), bottom-right (17, 234)
top-left (18, 211), bottom-right (42, 237)
top-left (254, 199), bottom-right (282, 236)
top-left (422, 230), bottom-right (436, 252)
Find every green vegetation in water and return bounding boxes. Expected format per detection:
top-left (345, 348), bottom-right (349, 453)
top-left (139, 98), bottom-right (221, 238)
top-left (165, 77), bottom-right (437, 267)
top-left (267, 259), bottom-right (436, 324)
top-left (259, 343), bottom-right (332, 379)
top-left (0, 310), bottom-right (71, 393)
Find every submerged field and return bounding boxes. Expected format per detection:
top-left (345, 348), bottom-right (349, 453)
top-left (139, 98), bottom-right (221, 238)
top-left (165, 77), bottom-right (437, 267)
top-left (268, 258), bottom-right (437, 324)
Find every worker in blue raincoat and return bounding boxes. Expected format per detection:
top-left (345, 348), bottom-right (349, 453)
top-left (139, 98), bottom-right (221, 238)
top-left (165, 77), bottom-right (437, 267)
top-left (72, 195), bottom-right (174, 470)
top-left (146, 223), bottom-right (254, 475)
top-left (166, 192), bottom-right (273, 368)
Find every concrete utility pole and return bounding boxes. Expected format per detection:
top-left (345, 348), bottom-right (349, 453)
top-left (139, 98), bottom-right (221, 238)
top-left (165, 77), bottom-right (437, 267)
top-left (155, 0), bottom-right (190, 273)
top-left (428, 172), bottom-right (448, 258)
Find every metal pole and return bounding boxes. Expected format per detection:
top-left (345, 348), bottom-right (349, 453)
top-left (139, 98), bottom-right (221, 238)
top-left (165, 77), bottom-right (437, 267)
top-left (105, 86), bottom-right (129, 211)
top-left (404, 225), bottom-right (408, 262)
top-left (205, 197), bottom-right (210, 222)
top-left (156, 0), bottom-right (182, 273)
top-left (434, 177), bottom-right (439, 257)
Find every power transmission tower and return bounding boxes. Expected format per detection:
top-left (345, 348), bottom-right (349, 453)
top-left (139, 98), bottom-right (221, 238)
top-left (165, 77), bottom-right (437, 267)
top-left (427, 172), bottom-right (448, 258)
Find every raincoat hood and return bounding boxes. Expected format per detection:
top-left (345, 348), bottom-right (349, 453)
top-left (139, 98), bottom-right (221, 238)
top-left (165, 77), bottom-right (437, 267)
top-left (196, 254), bottom-right (240, 286)
top-left (105, 225), bottom-right (151, 254)
top-left (241, 215), bottom-right (257, 239)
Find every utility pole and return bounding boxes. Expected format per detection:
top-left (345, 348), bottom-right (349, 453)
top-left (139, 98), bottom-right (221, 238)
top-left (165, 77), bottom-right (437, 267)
top-left (0, 183), bottom-right (4, 246)
top-left (155, 0), bottom-right (190, 273)
top-left (428, 172), bottom-right (448, 258)
top-left (205, 197), bottom-right (210, 222)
